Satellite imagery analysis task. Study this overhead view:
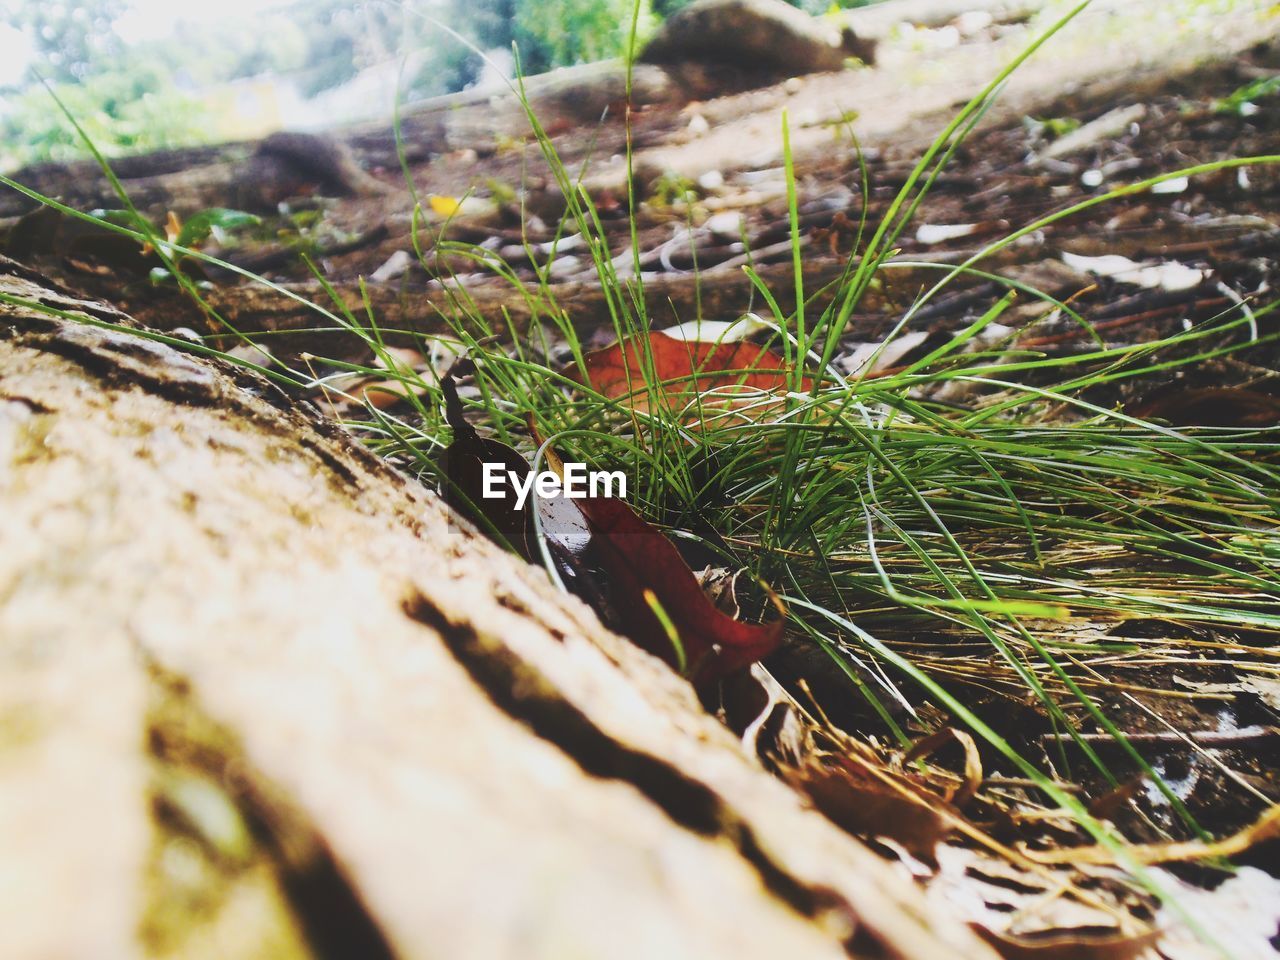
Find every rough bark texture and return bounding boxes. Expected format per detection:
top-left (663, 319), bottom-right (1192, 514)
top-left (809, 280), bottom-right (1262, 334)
top-left (0, 260), bottom-right (996, 959)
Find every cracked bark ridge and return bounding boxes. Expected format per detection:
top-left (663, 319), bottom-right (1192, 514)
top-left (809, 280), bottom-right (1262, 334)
top-left (0, 259), bottom-right (997, 959)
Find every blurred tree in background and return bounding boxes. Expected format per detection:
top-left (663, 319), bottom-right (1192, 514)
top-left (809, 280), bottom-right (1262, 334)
top-left (0, 63), bottom-right (212, 167)
top-left (0, 0), bottom-right (211, 166)
top-left (0, 0), bottom-right (870, 169)
top-left (4, 0), bottom-right (127, 82)
top-left (509, 0), bottom-right (656, 74)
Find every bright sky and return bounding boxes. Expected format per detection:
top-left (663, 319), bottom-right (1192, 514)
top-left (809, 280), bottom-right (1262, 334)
top-left (0, 22), bottom-right (33, 86)
top-left (112, 0), bottom-right (297, 45)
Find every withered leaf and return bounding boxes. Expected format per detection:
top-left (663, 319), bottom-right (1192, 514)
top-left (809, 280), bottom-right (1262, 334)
top-left (439, 384), bottom-right (784, 686)
top-left (790, 755), bottom-right (956, 862)
top-left (557, 474), bottom-right (785, 685)
top-left (529, 426), bottom-right (785, 686)
top-left (902, 727), bottom-right (984, 809)
top-left (1024, 803), bottom-right (1280, 867)
top-left (574, 331), bottom-right (809, 413)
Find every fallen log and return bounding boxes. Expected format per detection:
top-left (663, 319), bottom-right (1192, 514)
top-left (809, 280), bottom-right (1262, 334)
top-left (0, 258), bottom-right (996, 958)
top-left (0, 62), bottom-right (682, 222)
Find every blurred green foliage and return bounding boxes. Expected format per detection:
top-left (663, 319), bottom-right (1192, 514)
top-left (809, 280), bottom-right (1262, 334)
top-left (0, 63), bottom-right (213, 167)
top-left (509, 0), bottom-right (657, 74)
top-left (0, 0), bottom-right (211, 167)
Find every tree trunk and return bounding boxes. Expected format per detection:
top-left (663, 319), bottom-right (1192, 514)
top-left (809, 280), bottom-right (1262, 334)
top-left (0, 258), bottom-right (994, 960)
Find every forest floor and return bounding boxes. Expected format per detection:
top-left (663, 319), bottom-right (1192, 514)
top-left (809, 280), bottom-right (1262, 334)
top-left (3, 0), bottom-right (1280, 956)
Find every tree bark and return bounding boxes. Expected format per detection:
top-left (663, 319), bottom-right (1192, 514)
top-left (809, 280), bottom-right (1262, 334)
top-left (0, 258), bottom-right (994, 959)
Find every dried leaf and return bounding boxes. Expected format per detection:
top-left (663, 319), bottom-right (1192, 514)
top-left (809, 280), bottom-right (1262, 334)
top-left (929, 844), bottom-right (1145, 939)
top-left (1038, 104), bottom-right (1147, 161)
top-left (1060, 252), bottom-right (1206, 292)
top-left (573, 331), bottom-right (808, 414)
top-left (521, 424), bottom-right (783, 684)
top-left (1243, 676), bottom-right (1280, 711)
top-left (225, 342), bottom-right (275, 368)
top-left (717, 664), bottom-right (819, 765)
top-left (369, 249), bottom-right (414, 282)
top-left (560, 486), bottom-right (785, 684)
top-left (836, 329), bottom-right (941, 378)
top-left (791, 755), bottom-right (956, 861)
top-left (358, 379), bottom-right (424, 409)
top-left (342, 349), bottom-right (434, 410)
top-left (694, 565), bottom-right (741, 618)
top-left (441, 396), bottom-right (785, 685)
top-left (1154, 865), bottom-right (1280, 960)
top-left (372, 346), bottom-right (427, 372)
top-left (903, 727), bottom-right (984, 808)
top-left (916, 220), bottom-right (1008, 245)
top-left (660, 315), bottom-right (770, 344)
top-left (1086, 778), bottom-right (1144, 822)
top-left (163, 210), bottom-right (182, 244)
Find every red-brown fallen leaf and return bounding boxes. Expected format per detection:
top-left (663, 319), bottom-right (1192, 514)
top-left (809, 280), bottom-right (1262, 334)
top-left (573, 331), bottom-right (810, 413)
top-left (527, 424), bottom-right (785, 686)
top-left (438, 378), bottom-right (784, 686)
top-left (568, 492), bottom-right (785, 684)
